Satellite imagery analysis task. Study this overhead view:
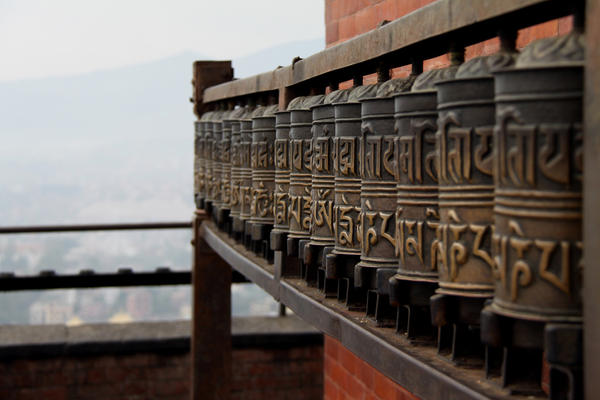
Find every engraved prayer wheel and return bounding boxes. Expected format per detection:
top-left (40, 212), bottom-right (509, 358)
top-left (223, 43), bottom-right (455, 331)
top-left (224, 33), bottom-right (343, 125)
top-left (230, 107), bottom-right (251, 240)
top-left (429, 49), bottom-right (516, 360)
top-left (236, 107), bottom-right (265, 239)
top-left (389, 61), bottom-right (461, 337)
top-left (332, 85), bottom-right (380, 257)
top-left (326, 85), bottom-right (379, 305)
top-left (270, 106), bottom-right (293, 251)
top-left (204, 110), bottom-right (224, 214)
top-left (304, 89), bottom-right (351, 287)
top-left (219, 108), bottom-right (246, 229)
top-left (434, 51), bottom-right (515, 300)
top-left (489, 33), bottom-right (584, 323)
top-left (194, 114), bottom-right (210, 210)
top-left (393, 68), bottom-right (459, 284)
top-left (354, 78), bottom-right (414, 299)
top-left (211, 110), bottom-right (231, 221)
top-left (287, 95), bottom-right (325, 259)
top-left (479, 32), bottom-right (584, 396)
top-left (249, 104), bottom-right (279, 255)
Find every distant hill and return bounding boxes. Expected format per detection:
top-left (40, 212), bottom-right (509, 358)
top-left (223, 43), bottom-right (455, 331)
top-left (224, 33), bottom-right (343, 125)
top-left (0, 38), bottom-right (324, 324)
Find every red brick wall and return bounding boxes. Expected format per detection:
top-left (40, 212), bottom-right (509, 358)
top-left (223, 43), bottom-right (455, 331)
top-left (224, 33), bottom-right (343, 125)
top-left (0, 346), bottom-right (323, 400)
top-left (324, 336), bottom-right (419, 400)
top-left (325, 0), bottom-right (573, 84)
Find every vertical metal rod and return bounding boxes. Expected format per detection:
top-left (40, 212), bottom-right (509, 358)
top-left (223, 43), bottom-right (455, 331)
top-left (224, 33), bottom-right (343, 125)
top-left (192, 212), bottom-right (232, 400)
top-left (584, 1), bottom-right (598, 398)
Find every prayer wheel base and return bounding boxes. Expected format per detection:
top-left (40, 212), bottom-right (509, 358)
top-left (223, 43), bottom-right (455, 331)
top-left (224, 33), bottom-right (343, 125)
top-left (481, 306), bottom-right (583, 398)
top-left (389, 277), bottom-right (437, 340)
top-left (430, 294), bottom-right (487, 366)
top-left (325, 253), bottom-right (365, 310)
top-left (250, 223), bottom-right (273, 263)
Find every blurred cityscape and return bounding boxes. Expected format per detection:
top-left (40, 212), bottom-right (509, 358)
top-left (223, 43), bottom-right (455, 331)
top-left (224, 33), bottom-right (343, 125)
top-left (0, 38), bottom-right (322, 325)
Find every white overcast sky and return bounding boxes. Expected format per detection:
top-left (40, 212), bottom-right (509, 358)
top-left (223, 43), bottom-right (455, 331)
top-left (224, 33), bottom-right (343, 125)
top-left (0, 0), bottom-right (325, 82)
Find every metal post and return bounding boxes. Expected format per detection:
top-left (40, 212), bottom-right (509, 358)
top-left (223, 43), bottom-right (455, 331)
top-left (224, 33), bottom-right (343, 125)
top-left (584, 1), bottom-right (599, 398)
top-left (192, 211), bottom-right (231, 400)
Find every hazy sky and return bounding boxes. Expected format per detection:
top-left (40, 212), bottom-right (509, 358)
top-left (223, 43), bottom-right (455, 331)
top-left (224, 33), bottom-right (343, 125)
top-left (0, 0), bottom-right (325, 82)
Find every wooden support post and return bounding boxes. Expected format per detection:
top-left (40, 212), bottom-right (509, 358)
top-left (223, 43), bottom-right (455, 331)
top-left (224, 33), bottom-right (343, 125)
top-left (192, 61), bottom-right (234, 118)
top-left (584, 1), bottom-right (599, 398)
top-left (192, 211), bottom-right (232, 400)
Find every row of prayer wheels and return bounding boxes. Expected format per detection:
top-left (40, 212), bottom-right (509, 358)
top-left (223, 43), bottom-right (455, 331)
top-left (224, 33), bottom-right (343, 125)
top-left (194, 30), bottom-right (584, 398)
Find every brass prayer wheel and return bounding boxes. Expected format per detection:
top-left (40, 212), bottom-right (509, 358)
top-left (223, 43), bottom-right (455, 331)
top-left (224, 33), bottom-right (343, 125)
top-left (434, 52), bottom-right (515, 300)
top-left (287, 95), bottom-right (325, 254)
top-left (332, 85), bottom-right (380, 257)
top-left (354, 78), bottom-right (414, 293)
top-left (204, 110), bottom-right (224, 214)
top-left (211, 110), bottom-right (233, 221)
top-left (393, 65), bottom-right (459, 285)
top-left (249, 104), bottom-right (279, 251)
top-left (236, 107), bottom-right (265, 238)
top-left (219, 108), bottom-right (246, 228)
top-left (309, 90), bottom-right (350, 247)
top-left (194, 114), bottom-right (210, 210)
top-left (270, 106), bottom-right (292, 251)
top-left (229, 107), bottom-right (251, 239)
top-left (489, 33), bottom-right (584, 323)
top-left (388, 61), bottom-right (461, 337)
top-left (304, 89), bottom-right (351, 287)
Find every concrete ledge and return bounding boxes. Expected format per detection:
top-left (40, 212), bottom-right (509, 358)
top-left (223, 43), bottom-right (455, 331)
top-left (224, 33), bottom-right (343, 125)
top-left (0, 316), bottom-right (322, 359)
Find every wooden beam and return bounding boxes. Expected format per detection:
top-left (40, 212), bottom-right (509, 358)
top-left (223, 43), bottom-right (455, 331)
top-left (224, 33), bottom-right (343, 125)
top-left (203, 0), bottom-right (574, 104)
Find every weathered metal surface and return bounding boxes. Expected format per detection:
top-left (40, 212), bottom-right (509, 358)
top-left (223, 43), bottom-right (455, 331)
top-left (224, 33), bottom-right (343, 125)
top-left (332, 85), bottom-right (380, 257)
top-left (393, 64), bottom-right (460, 285)
top-left (435, 50), bottom-right (516, 299)
top-left (235, 107), bottom-right (265, 236)
top-left (272, 109), bottom-right (293, 238)
top-left (310, 90), bottom-right (350, 246)
top-left (194, 120), bottom-right (205, 209)
top-left (229, 107), bottom-right (252, 236)
top-left (490, 33), bottom-right (584, 323)
top-left (219, 108), bottom-right (247, 227)
top-left (204, 111), bottom-right (224, 213)
top-left (212, 110), bottom-right (232, 220)
top-left (288, 96), bottom-right (325, 241)
top-left (249, 105), bottom-right (279, 227)
top-left (355, 78), bottom-right (415, 291)
top-left (203, 1), bottom-right (574, 104)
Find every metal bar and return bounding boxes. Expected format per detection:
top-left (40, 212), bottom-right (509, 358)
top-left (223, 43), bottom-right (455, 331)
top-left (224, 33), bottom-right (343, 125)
top-left (0, 221), bottom-right (192, 234)
top-left (584, 0), bottom-right (599, 398)
top-left (192, 213), bottom-right (231, 400)
top-left (0, 269), bottom-right (248, 291)
top-left (0, 270), bottom-right (191, 291)
top-left (203, 0), bottom-right (574, 104)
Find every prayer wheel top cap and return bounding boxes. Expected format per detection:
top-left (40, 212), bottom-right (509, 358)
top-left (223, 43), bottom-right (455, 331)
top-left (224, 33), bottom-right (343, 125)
top-left (323, 88), bottom-right (352, 104)
top-left (375, 76), bottom-right (416, 97)
top-left (223, 106), bottom-right (248, 121)
top-left (299, 94), bottom-right (326, 110)
top-left (347, 83), bottom-right (380, 102)
top-left (262, 104), bottom-right (279, 116)
top-left (247, 105), bottom-right (267, 119)
top-left (455, 52), bottom-right (517, 79)
top-left (200, 111), bottom-right (214, 121)
top-left (411, 65), bottom-right (459, 92)
top-left (210, 110), bottom-right (226, 121)
top-left (286, 96), bottom-right (306, 111)
top-left (515, 33), bottom-right (584, 68)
